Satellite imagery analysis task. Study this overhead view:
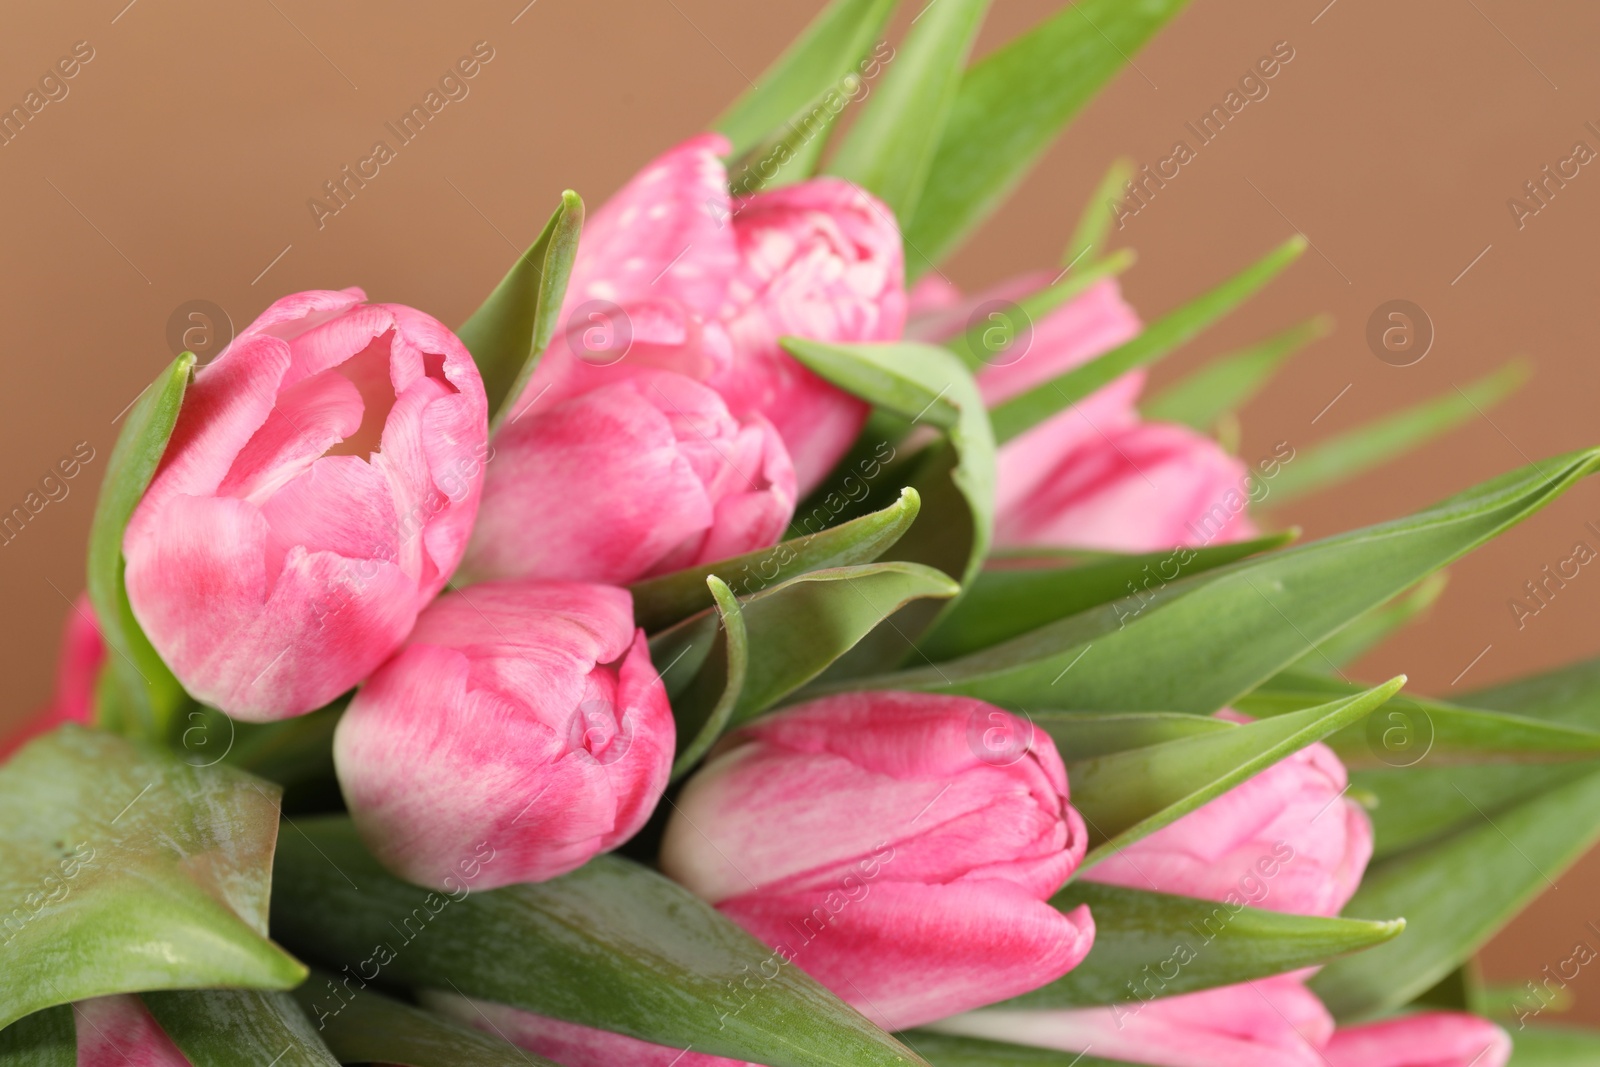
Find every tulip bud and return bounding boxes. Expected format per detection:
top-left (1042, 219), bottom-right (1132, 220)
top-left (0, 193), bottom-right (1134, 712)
top-left (659, 691), bottom-right (1093, 1031)
top-left (464, 370), bottom-right (795, 585)
top-left (75, 995), bottom-right (192, 1066)
top-left (1325, 1013), bottom-right (1512, 1067)
top-left (333, 580), bottom-right (672, 890)
top-left (123, 289), bottom-right (488, 721)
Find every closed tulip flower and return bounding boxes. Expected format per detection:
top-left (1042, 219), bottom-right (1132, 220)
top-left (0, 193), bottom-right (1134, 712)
top-left (123, 289), bottom-right (488, 721)
top-left (464, 370), bottom-right (796, 585)
top-left (659, 691), bottom-right (1094, 1032)
top-left (1325, 1013), bottom-right (1512, 1067)
top-left (333, 580), bottom-right (672, 890)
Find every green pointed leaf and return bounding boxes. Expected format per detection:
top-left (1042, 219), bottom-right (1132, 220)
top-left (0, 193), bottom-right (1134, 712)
top-left (920, 531), bottom-right (1292, 661)
top-left (631, 487), bottom-right (922, 632)
top-left (0, 1007), bottom-right (73, 1067)
top-left (991, 237), bottom-right (1305, 444)
top-left (1510, 1024), bottom-right (1600, 1065)
top-left (1141, 316), bottom-right (1331, 430)
top-left (86, 353), bottom-right (194, 738)
top-left (654, 562), bottom-right (960, 752)
top-left (1311, 768), bottom-right (1600, 1021)
top-left (457, 191), bottom-right (584, 429)
top-left (944, 248), bottom-right (1136, 371)
top-left (903, 0), bottom-right (1190, 275)
top-left (1287, 572), bottom-right (1447, 672)
top-left (1466, 656), bottom-right (1600, 723)
top-left (998, 882), bottom-right (1402, 1009)
top-left (715, 0), bottom-right (898, 158)
top-left (1269, 362), bottom-right (1530, 506)
top-left (827, 0), bottom-right (991, 221)
top-left (1070, 679), bottom-right (1404, 865)
top-left (669, 577), bottom-right (749, 779)
top-left (1063, 158), bottom-right (1135, 267)
top-left (1034, 711), bottom-right (1233, 762)
top-left (142, 990), bottom-right (340, 1067)
top-left (0, 726), bottom-right (306, 1028)
top-left (271, 817), bottom-right (928, 1067)
top-left (900, 1031), bottom-right (1148, 1067)
top-left (852, 449), bottom-right (1600, 715)
top-left (1237, 670), bottom-right (1600, 768)
top-left (290, 980), bottom-right (555, 1067)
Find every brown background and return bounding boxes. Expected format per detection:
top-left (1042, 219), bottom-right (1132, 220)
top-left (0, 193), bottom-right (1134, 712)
top-left (2, 0), bottom-right (1597, 1025)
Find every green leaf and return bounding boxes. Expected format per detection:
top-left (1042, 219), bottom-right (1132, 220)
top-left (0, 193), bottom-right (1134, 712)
top-left (0, 726), bottom-right (306, 1028)
top-left (0, 1007), bottom-right (73, 1067)
top-left (654, 562), bottom-right (960, 754)
top-left (827, 0), bottom-right (991, 221)
top-left (270, 817), bottom-right (929, 1067)
top-left (920, 531), bottom-right (1292, 661)
top-left (86, 353), bottom-right (194, 738)
top-left (1063, 158), bottom-right (1135, 267)
top-left (1070, 679), bottom-right (1405, 865)
top-left (631, 487), bottom-right (922, 632)
top-left (1236, 670), bottom-right (1600, 769)
top-left (991, 237), bottom-right (1305, 444)
top-left (1286, 572), bottom-right (1448, 672)
top-left (998, 882), bottom-right (1403, 1008)
top-left (289, 980), bottom-right (554, 1067)
top-left (1510, 1024), bottom-right (1600, 1065)
top-left (141, 990), bottom-right (340, 1067)
top-left (944, 249), bottom-right (1137, 372)
top-left (456, 191), bottom-right (584, 429)
top-left (669, 577), bottom-right (749, 779)
top-left (900, 1031), bottom-right (1148, 1067)
top-left (1033, 711), bottom-right (1233, 762)
top-left (1466, 656), bottom-right (1600, 724)
top-left (1268, 362), bottom-right (1530, 506)
top-left (715, 0), bottom-right (898, 158)
top-left (851, 449), bottom-right (1600, 715)
top-left (1141, 316), bottom-right (1331, 430)
top-left (903, 0), bottom-right (1191, 275)
top-left (1311, 768), bottom-right (1600, 1021)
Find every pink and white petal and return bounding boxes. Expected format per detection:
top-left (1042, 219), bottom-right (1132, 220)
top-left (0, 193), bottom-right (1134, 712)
top-left (371, 375), bottom-right (456, 591)
top-left (598, 632), bottom-right (675, 851)
top-left (258, 455), bottom-right (398, 580)
top-left (74, 995), bottom-right (192, 1067)
top-left (214, 368), bottom-right (365, 505)
top-left (1325, 1013), bottom-right (1512, 1067)
top-left (977, 279), bottom-right (1143, 407)
top-left (236, 287), bottom-right (365, 345)
top-left (991, 373), bottom-right (1144, 521)
top-left (279, 303), bottom-right (396, 385)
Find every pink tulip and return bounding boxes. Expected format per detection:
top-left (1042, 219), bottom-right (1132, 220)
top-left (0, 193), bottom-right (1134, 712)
top-left (333, 579), bottom-right (672, 890)
top-left (1, 595), bottom-right (103, 760)
top-left (1084, 718), bottom-right (1372, 919)
top-left (518, 134), bottom-right (905, 497)
top-left (122, 289), bottom-right (488, 721)
top-left (74, 995), bottom-right (192, 1066)
top-left (659, 691), bottom-right (1094, 1032)
top-left (464, 370), bottom-right (795, 585)
top-left (909, 273), bottom-right (1257, 552)
top-left (1325, 1013), bottom-right (1512, 1067)
top-left (931, 974), bottom-right (1334, 1067)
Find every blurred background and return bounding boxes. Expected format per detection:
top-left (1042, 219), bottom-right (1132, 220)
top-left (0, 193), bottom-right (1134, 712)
top-left (2, 0), bottom-right (1596, 1023)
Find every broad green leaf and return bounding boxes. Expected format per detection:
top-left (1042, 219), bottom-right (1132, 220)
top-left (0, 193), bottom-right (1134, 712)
top-left (631, 487), bottom-right (922, 632)
top-left (903, 0), bottom-right (1191, 275)
top-left (669, 577), bottom-right (749, 779)
top-left (828, 0), bottom-right (991, 221)
top-left (0, 1007), bottom-right (72, 1067)
top-left (0, 726), bottom-right (305, 1028)
top-left (86, 352), bottom-right (193, 738)
top-left (920, 531), bottom-right (1292, 661)
top-left (1141, 316), bottom-right (1331, 430)
top-left (1510, 1024), bottom-right (1600, 1065)
top-left (1311, 768), bottom-right (1600, 1021)
top-left (1236, 670), bottom-right (1600, 768)
top-left (1268, 362), bottom-right (1530, 506)
top-left (901, 1031), bottom-right (1147, 1066)
top-left (851, 449), bottom-right (1600, 715)
top-left (1063, 158), bottom-right (1134, 268)
top-left (457, 191), bottom-right (584, 429)
top-left (999, 882), bottom-right (1402, 1008)
top-left (1034, 711), bottom-right (1232, 762)
top-left (1070, 679), bottom-right (1404, 865)
top-left (715, 0), bottom-right (898, 158)
top-left (944, 249), bottom-right (1136, 371)
top-left (654, 562), bottom-right (959, 752)
top-left (991, 237), bottom-right (1305, 444)
top-left (271, 817), bottom-right (928, 1067)
top-left (1287, 572), bottom-right (1447, 672)
top-left (289, 980), bottom-right (552, 1067)
top-left (142, 990), bottom-right (340, 1067)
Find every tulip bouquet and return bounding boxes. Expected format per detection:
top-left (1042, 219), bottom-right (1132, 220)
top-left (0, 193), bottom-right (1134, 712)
top-left (8, 2), bottom-right (1600, 1065)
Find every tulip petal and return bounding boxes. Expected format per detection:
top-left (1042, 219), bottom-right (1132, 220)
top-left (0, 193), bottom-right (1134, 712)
top-left (74, 995), bottom-right (193, 1067)
top-left (1325, 1012), bottom-right (1512, 1067)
